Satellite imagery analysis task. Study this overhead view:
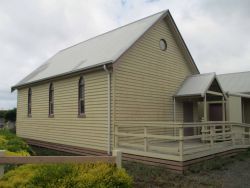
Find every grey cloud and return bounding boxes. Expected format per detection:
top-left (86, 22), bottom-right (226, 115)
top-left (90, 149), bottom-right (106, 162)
top-left (0, 0), bottom-right (249, 109)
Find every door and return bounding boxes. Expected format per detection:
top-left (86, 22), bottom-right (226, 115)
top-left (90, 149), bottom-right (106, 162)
top-left (209, 103), bottom-right (223, 121)
top-left (243, 99), bottom-right (250, 123)
top-left (183, 102), bottom-right (194, 136)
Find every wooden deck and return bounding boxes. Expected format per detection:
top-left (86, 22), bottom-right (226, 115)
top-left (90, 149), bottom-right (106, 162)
top-left (115, 121), bottom-right (250, 162)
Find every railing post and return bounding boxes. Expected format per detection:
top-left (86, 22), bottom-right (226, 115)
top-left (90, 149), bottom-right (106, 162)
top-left (112, 150), bottom-right (122, 168)
top-left (231, 124), bottom-right (235, 146)
top-left (144, 126), bottom-right (148, 152)
top-left (210, 125), bottom-right (214, 147)
top-left (222, 124), bottom-right (225, 141)
top-left (179, 126), bottom-right (184, 160)
top-left (242, 127), bottom-right (246, 145)
top-left (0, 150), bottom-right (5, 177)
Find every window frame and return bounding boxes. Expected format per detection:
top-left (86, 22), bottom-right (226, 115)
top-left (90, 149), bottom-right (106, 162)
top-left (27, 88), bottom-right (32, 117)
top-left (48, 83), bottom-right (54, 117)
top-left (78, 76), bottom-right (85, 117)
top-left (159, 39), bottom-right (167, 51)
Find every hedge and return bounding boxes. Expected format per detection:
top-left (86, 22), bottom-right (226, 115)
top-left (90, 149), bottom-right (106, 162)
top-left (0, 129), bottom-right (32, 155)
top-left (0, 163), bottom-right (133, 188)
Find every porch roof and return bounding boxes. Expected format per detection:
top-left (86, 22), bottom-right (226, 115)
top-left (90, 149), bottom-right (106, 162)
top-left (217, 71), bottom-right (250, 93)
top-left (228, 92), bottom-right (250, 99)
top-left (175, 73), bottom-right (218, 97)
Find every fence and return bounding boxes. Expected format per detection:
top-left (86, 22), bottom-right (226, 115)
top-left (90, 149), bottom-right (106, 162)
top-left (0, 149), bottom-right (122, 176)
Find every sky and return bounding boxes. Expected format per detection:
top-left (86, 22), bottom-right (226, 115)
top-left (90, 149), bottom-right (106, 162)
top-left (0, 0), bottom-right (249, 109)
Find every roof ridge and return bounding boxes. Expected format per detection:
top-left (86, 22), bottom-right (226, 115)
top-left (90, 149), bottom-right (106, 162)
top-left (218, 70), bottom-right (250, 76)
top-left (188, 72), bottom-right (215, 78)
top-left (59, 9), bottom-right (168, 53)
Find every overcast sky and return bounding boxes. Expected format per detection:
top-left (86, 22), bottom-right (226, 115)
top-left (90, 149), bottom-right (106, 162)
top-left (0, 0), bottom-right (249, 109)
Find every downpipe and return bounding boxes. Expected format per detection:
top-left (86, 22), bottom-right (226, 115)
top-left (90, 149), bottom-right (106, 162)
top-left (103, 65), bottom-right (111, 155)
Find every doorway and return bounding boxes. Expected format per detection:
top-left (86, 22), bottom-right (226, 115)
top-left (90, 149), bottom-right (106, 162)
top-left (209, 103), bottom-right (223, 121)
top-left (183, 102), bottom-right (194, 136)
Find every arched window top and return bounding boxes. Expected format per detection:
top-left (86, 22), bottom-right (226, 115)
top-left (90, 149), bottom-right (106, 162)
top-left (28, 88), bottom-right (32, 95)
top-left (79, 76), bottom-right (84, 85)
top-left (49, 83), bottom-right (54, 90)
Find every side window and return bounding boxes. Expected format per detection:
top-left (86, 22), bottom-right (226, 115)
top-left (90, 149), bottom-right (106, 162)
top-left (28, 88), bottom-right (32, 117)
top-left (49, 83), bottom-right (54, 117)
top-left (78, 76), bottom-right (85, 116)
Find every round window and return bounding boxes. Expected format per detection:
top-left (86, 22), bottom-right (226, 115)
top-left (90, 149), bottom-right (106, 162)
top-left (159, 39), bottom-right (167, 51)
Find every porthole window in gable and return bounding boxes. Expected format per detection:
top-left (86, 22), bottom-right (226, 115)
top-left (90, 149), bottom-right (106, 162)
top-left (159, 39), bottom-right (167, 51)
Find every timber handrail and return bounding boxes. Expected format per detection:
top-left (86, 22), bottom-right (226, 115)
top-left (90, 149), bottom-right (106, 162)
top-left (114, 121), bottom-right (250, 128)
top-left (0, 156), bottom-right (116, 164)
top-left (0, 150), bottom-right (122, 176)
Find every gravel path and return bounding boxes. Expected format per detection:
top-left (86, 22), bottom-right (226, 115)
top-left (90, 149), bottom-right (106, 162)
top-left (213, 158), bottom-right (250, 188)
top-left (189, 158), bottom-right (250, 188)
top-left (125, 156), bottom-right (250, 188)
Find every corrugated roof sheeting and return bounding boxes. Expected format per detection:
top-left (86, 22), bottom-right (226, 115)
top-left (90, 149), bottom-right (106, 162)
top-left (217, 71), bottom-right (250, 93)
top-left (15, 10), bottom-right (166, 87)
top-left (175, 73), bottom-right (216, 97)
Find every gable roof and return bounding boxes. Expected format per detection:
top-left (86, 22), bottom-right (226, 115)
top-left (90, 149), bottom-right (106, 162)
top-left (175, 73), bottom-right (220, 97)
top-left (12, 10), bottom-right (199, 91)
top-left (217, 71), bottom-right (250, 94)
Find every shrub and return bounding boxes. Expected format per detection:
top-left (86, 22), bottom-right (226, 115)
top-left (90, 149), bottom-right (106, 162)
top-left (0, 164), bottom-right (37, 188)
top-left (0, 129), bottom-right (33, 155)
top-left (0, 163), bottom-right (133, 188)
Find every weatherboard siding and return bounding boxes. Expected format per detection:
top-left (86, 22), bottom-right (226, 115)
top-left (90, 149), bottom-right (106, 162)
top-left (16, 70), bottom-right (109, 152)
top-left (113, 19), bottom-right (194, 124)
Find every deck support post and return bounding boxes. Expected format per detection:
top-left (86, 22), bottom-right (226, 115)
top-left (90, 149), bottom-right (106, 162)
top-left (173, 97), bottom-right (177, 137)
top-left (202, 94), bottom-right (207, 142)
top-left (203, 94), bottom-right (207, 122)
top-left (179, 127), bottom-right (184, 160)
top-left (222, 97), bottom-right (226, 121)
top-left (173, 97), bottom-right (176, 122)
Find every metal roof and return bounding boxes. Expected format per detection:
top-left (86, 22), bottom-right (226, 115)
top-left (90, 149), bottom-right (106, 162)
top-left (175, 73), bottom-right (216, 97)
top-left (13, 10), bottom-right (167, 89)
top-left (217, 71), bottom-right (250, 93)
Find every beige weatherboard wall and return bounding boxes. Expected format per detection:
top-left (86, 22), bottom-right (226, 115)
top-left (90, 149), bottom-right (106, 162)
top-left (227, 95), bottom-right (242, 123)
top-left (16, 70), bottom-right (111, 152)
top-left (113, 18), bottom-right (196, 123)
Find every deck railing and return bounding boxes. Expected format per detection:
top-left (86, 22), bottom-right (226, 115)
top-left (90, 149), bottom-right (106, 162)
top-left (114, 121), bottom-right (250, 161)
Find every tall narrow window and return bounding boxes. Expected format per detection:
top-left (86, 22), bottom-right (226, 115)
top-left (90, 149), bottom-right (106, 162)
top-left (78, 76), bottom-right (85, 116)
top-left (49, 83), bottom-right (54, 117)
top-left (28, 88), bottom-right (32, 117)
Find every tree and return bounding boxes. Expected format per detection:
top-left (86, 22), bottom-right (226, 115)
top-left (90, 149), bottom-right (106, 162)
top-left (4, 108), bottom-right (16, 122)
top-left (0, 110), bottom-right (6, 118)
